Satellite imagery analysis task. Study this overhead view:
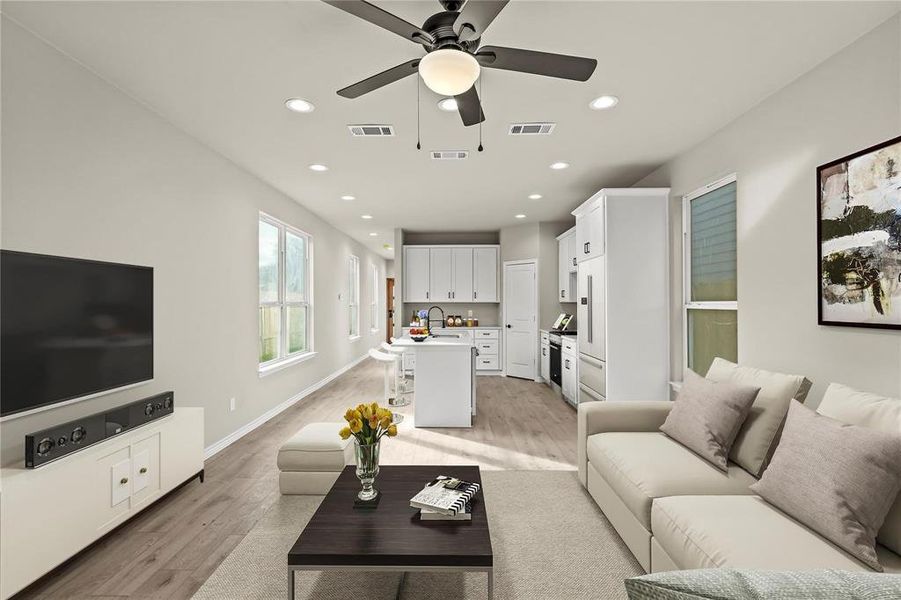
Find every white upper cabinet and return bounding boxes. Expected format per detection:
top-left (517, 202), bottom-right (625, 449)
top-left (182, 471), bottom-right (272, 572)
top-left (403, 247), bottom-right (431, 302)
top-left (403, 245), bottom-right (500, 303)
top-left (472, 247), bottom-right (498, 302)
top-left (574, 194), bottom-right (605, 262)
top-left (557, 228), bottom-right (577, 302)
top-left (429, 247), bottom-right (453, 301)
top-left (452, 247), bottom-right (474, 302)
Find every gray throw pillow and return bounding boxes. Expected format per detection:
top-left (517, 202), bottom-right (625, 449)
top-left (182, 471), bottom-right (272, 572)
top-left (751, 401), bottom-right (901, 571)
top-left (660, 369), bottom-right (760, 471)
top-left (624, 568), bottom-right (901, 600)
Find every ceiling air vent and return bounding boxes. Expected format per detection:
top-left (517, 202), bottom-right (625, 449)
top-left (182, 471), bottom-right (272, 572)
top-left (508, 122), bottom-right (556, 136)
top-left (347, 124), bottom-right (395, 137)
top-left (431, 151), bottom-right (468, 160)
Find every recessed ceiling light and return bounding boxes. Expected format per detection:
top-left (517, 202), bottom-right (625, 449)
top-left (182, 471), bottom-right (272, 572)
top-left (285, 98), bottom-right (315, 113)
top-left (361, 214), bottom-right (373, 220)
top-left (309, 163), bottom-right (328, 172)
top-left (589, 95), bottom-right (619, 110)
top-left (437, 98), bottom-right (458, 112)
top-left (515, 214), bottom-right (527, 219)
top-left (369, 232), bottom-right (378, 237)
top-left (528, 193), bottom-right (543, 200)
top-left (550, 162), bottom-right (570, 170)
top-left (340, 195), bottom-right (355, 201)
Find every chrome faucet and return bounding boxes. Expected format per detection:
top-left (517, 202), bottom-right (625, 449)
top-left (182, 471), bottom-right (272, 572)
top-left (427, 305), bottom-right (445, 331)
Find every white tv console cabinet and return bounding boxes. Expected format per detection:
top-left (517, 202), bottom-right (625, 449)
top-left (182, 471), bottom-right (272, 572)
top-left (0, 407), bottom-right (204, 599)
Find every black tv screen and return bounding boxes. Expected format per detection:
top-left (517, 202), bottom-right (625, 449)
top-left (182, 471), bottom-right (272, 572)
top-left (1, 251), bottom-right (153, 417)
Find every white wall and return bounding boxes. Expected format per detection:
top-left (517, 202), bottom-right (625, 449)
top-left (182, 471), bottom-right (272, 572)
top-left (636, 15), bottom-right (901, 404)
top-left (0, 18), bottom-right (386, 465)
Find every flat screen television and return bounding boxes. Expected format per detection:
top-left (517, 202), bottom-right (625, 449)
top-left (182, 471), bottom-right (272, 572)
top-left (1, 250), bottom-right (153, 418)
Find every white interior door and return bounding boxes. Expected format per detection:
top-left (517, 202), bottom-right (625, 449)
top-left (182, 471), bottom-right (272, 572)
top-left (503, 261), bottom-right (537, 380)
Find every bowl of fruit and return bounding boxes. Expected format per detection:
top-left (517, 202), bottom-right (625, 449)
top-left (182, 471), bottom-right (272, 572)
top-left (409, 327), bottom-right (429, 342)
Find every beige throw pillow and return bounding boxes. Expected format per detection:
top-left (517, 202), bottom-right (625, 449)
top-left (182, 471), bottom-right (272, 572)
top-left (817, 383), bottom-right (901, 556)
top-left (660, 369), bottom-right (760, 471)
top-left (706, 358), bottom-right (812, 477)
top-left (750, 401), bottom-right (901, 571)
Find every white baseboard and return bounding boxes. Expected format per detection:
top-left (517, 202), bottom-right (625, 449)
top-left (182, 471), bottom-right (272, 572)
top-left (203, 352), bottom-right (371, 460)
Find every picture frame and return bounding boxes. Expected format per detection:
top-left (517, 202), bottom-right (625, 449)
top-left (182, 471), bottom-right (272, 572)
top-left (817, 134), bottom-right (901, 329)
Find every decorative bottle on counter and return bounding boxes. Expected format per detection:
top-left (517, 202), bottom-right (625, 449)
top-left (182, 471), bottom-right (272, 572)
top-left (446, 315), bottom-right (455, 327)
top-left (454, 315), bottom-right (463, 327)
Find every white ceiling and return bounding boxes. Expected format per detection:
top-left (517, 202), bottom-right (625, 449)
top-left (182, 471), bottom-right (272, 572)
top-left (4, 1), bottom-right (899, 259)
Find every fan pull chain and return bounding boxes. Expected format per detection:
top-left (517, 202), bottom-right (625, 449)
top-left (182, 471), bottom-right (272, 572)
top-left (477, 76), bottom-right (484, 152)
top-left (416, 75), bottom-right (421, 151)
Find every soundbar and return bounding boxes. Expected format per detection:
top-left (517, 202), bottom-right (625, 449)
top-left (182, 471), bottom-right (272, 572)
top-left (25, 391), bottom-right (175, 468)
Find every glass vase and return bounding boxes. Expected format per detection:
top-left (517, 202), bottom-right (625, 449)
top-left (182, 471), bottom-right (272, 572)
top-left (354, 440), bottom-right (380, 501)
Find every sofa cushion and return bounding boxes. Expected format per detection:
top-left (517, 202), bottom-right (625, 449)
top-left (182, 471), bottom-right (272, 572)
top-left (817, 383), bottom-right (901, 556)
top-left (625, 568), bottom-right (901, 600)
top-left (651, 495), bottom-right (901, 573)
top-left (750, 401), bottom-right (901, 571)
top-left (705, 358), bottom-right (812, 477)
top-left (586, 432), bottom-right (756, 529)
top-left (661, 369), bottom-right (759, 471)
top-left (277, 422), bottom-right (353, 472)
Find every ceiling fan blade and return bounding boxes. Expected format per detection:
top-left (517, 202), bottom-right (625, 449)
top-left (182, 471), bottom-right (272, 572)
top-left (476, 45), bottom-right (597, 81)
top-left (454, 85), bottom-right (485, 127)
top-left (454, 0), bottom-right (509, 43)
top-left (337, 59), bottom-right (420, 98)
top-left (322, 1), bottom-right (434, 46)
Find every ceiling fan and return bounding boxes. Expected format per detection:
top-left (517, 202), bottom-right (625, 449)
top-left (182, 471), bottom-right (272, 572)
top-left (322, 0), bottom-right (597, 126)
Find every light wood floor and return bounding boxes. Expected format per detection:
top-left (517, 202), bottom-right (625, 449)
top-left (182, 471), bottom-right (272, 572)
top-left (17, 359), bottom-right (577, 599)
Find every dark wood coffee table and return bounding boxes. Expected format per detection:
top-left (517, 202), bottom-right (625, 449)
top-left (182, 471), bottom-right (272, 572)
top-left (287, 465), bottom-right (493, 599)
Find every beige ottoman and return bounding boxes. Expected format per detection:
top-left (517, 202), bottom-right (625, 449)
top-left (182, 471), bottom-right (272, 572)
top-left (277, 422), bottom-right (354, 495)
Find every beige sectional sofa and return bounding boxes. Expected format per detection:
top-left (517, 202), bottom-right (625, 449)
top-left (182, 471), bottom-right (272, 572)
top-left (577, 371), bottom-right (901, 575)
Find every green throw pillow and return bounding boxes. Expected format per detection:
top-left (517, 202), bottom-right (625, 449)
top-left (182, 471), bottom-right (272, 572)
top-left (624, 569), bottom-right (901, 600)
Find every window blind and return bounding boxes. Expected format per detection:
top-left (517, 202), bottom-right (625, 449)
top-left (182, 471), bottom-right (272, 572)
top-left (690, 181), bottom-right (737, 302)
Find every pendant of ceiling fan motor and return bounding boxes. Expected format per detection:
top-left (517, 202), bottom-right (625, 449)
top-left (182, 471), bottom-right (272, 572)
top-left (419, 10), bottom-right (480, 53)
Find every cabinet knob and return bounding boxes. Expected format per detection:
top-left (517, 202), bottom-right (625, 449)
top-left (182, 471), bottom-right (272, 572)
top-left (120, 477), bottom-right (129, 485)
top-left (139, 467), bottom-right (148, 474)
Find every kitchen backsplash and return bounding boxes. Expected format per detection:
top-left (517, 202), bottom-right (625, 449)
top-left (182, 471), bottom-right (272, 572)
top-left (403, 303), bottom-right (500, 327)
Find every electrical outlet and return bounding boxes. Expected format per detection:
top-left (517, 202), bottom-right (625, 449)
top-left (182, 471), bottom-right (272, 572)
top-left (229, 397), bottom-right (236, 412)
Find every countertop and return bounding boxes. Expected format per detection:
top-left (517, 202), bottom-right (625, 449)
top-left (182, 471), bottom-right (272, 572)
top-left (402, 326), bottom-right (502, 330)
top-left (392, 334), bottom-right (475, 348)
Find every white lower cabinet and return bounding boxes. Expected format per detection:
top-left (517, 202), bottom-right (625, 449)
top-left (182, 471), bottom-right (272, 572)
top-left (562, 345), bottom-right (578, 402)
top-left (540, 342), bottom-right (550, 382)
top-left (0, 408), bottom-right (204, 599)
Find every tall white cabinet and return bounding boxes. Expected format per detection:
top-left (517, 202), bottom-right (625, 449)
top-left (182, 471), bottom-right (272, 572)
top-left (572, 188), bottom-right (670, 403)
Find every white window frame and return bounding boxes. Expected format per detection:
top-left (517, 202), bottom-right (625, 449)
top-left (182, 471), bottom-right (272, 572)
top-left (682, 173), bottom-right (738, 372)
top-left (370, 263), bottom-right (380, 333)
top-left (348, 255), bottom-right (360, 340)
top-left (258, 212), bottom-right (315, 376)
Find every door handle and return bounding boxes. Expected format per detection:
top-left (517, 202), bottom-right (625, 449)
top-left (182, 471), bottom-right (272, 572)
top-left (474, 291), bottom-right (477, 299)
top-left (584, 242), bottom-right (589, 254)
top-left (587, 274), bottom-right (593, 344)
top-left (561, 290), bottom-right (565, 298)
top-left (426, 291), bottom-right (429, 299)
top-left (572, 257), bottom-right (576, 266)
top-left (139, 467), bottom-right (148, 474)
top-left (505, 324), bottom-right (512, 328)
top-left (120, 477), bottom-right (129, 485)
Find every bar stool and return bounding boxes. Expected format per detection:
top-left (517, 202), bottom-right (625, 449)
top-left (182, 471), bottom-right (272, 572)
top-left (367, 348), bottom-right (405, 424)
top-left (380, 342), bottom-right (413, 406)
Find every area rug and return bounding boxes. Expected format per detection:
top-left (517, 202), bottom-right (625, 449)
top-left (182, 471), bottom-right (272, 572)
top-left (192, 470), bottom-right (642, 599)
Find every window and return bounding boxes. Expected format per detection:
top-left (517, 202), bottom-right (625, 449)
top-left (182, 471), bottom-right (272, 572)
top-left (259, 213), bottom-right (313, 370)
top-left (683, 175), bottom-right (738, 375)
top-left (348, 255), bottom-right (360, 339)
top-left (370, 263), bottom-right (380, 332)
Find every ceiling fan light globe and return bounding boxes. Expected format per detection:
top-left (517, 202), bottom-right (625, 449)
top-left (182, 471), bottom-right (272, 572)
top-left (418, 49), bottom-right (480, 96)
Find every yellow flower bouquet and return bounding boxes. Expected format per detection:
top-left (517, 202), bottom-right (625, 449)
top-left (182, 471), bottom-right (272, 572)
top-left (339, 402), bottom-right (397, 502)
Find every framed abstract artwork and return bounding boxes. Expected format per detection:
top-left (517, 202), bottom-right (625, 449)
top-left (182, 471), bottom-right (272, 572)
top-left (818, 135), bottom-right (901, 329)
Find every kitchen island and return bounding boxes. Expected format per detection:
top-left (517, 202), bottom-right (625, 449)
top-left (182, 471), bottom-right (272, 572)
top-left (392, 333), bottom-right (476, 427)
